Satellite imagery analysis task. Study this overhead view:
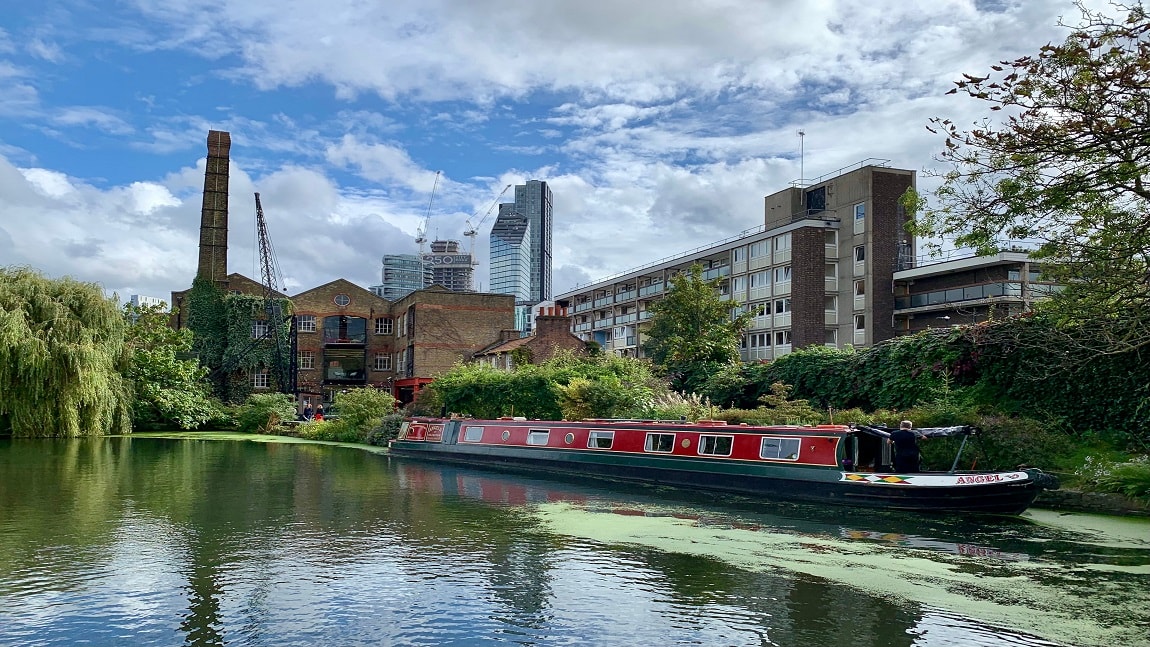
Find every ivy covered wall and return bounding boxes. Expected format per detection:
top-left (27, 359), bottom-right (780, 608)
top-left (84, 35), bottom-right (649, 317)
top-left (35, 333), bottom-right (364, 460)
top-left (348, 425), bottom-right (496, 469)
top-left (186, 277), bottom-right (294, 403)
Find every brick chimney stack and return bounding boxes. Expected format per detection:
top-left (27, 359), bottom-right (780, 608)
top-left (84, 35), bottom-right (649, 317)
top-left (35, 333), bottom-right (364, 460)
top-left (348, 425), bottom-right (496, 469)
top-left (197, 130), bottom-right (231, 285)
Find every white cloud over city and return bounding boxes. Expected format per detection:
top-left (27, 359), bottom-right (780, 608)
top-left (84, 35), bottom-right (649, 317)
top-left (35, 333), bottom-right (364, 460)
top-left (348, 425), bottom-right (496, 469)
top-left (0, 0), bottom-right (1102, 301)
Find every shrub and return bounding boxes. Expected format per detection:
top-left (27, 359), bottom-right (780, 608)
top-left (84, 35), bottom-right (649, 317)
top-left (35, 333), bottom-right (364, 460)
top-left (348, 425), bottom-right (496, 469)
top-left (235, 393), bottom-right (296, 434)
top-left (1076, 455), bottom-right (1150, 503)
top-left (640, 392), bottom-right (712, 422)
top-left (334, 387), bottom-right (396, 432)
top-left (365, 412), bottom-right (406, 446)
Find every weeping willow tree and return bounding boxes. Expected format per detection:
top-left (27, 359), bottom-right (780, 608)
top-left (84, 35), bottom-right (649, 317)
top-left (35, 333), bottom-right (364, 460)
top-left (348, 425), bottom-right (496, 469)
top-left (0, 267), bottom-right (131, 437)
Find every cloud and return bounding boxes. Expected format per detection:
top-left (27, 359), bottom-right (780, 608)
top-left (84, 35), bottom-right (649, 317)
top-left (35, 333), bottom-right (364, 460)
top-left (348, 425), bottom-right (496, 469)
top-left (1, 0), bottom-right (1115, 304)
top-left (54, 107), bottom-right (136, 135)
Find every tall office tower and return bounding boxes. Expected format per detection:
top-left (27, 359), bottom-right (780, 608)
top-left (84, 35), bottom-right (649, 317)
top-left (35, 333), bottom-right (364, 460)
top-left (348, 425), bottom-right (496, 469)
top-left (423, 240), bottom-right (473, 292)
top-left (197, 130), bottom-right (231, 286)
top-left (369, 254), bottom-right (431, 301)
top-left (511, 180), bottom-right (553, 302)
top-left (489, 204), bottom-right (532, 302)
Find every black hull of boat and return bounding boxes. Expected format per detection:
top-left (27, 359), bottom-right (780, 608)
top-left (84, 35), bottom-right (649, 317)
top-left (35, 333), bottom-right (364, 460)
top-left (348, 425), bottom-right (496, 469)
top-left (388, 442), bottom-right (1043, 515)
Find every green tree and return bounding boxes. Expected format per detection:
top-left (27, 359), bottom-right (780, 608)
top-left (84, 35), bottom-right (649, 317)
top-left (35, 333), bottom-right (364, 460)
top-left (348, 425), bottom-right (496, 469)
top-left (911, 3), bottom-right (1150, 353)
top-left (0, 267), bottom-right (130, 437)
top-left (123, 302), bottom-right (218, 429)
top-left (641, 264), bottom-right (756, 394)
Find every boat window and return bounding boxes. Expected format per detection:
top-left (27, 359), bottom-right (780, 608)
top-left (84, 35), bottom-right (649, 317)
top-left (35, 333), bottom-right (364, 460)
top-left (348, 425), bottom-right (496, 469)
top-left (760, 437), bottom-right (801, 461)
top-left (588, 431), bottom-right (614, 449)
top-left (462, 426), bottom-right (484, 443)
top-left (527, 429), bottom-right (550, 445)
top-left (699, 435), bottom-right (733, 456)
top-left (644, 433), bottom-right (676, 453)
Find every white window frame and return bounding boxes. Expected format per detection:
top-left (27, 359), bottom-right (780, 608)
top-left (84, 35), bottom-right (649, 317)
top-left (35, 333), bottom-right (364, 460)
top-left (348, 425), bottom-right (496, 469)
top-left (297, 315), bottom-right (317, 333)
top-left (527, 429), bottom-right (550, 445)
top-left (760, 437), bottom-right (801, 461)
top-left (588, 431), bottom-right (614, 449)
top-left (252, 321), bottom-right (270, 339)
top-left (299, 350), bottom-right (315, 370)
top-left (644, 433), bottom-right (676, 453)
top-left (854, 245), bottom-right (866, 263)
top-left (373, 353), bottom-right (391, 371)
top-left (375, 317), bottom-right (392, 335)
top-left (698, 435), bottom-right (733, 457)
top-left (251, 370), bottom-right (270, 389)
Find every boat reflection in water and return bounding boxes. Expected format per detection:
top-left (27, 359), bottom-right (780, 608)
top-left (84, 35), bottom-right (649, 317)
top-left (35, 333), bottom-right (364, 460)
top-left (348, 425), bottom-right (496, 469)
top-left (388, 459), bottom-right (1091, 647)
top-left (392, 459), bottom-right (1038, 563)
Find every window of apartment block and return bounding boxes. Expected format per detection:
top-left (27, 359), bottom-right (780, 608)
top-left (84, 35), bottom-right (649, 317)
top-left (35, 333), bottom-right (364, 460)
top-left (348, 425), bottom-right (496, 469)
top-left (825, 263), bottom-right (837, 278)
top-left (299, 350), bottom-right (315, 370)
top-left (297, 315), bottom-right (316, 333)
top-left (375, 317), bottom-right (392, 335)
top-left (750, 271), bottom-right (770, 288)
top-left (774, 233), bottom-right (791, 252)
top-left (853, 202), bottom-right (866, 234)
top-left (251, 321), bottom-right (269, 339)
top-left (774, 330), bottom-right (792, 347)
top-left (854, 280), bottom-right (866, 297)
top-left (774, 266), bottom-right (791, 284)
top-left (854, 314), bottom-right (866, 331)
top-left (746, 332), bottom-right (769, 348)
top-left (774, 298), bottom-right (791, 314)
top-left (825, 329), bottom-right (838, 345)
top-left (825, 295), bottom-right (838, 312)
top-left (373, 353), bottom-right (391, 371)
top-left (749, 241), bottom-right (767, 258)
top-left (854, 245), bottom-right (866, 263)
top-left (251, 370), bottom-right (269, 389)
top-left (731, 275), bottom-right (747, 295)
top-left (825, 230), bottom-right (838, 248)
top-left (732, 247), bottom-right (746, 263)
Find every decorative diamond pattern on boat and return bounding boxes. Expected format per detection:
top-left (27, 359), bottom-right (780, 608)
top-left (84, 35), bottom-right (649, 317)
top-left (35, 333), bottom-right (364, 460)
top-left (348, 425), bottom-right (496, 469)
top-left (844, 474), bottom-right (910, 484)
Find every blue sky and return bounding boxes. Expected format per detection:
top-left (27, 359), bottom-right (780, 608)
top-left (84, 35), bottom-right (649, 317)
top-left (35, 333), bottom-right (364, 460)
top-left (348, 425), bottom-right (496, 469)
top-left (0, 0), bottom-right (1098, 302)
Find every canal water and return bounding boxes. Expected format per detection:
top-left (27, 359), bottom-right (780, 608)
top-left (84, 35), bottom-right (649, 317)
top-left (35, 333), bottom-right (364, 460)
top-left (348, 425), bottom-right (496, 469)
top-left (1, 435), bottom-right (1147, 647)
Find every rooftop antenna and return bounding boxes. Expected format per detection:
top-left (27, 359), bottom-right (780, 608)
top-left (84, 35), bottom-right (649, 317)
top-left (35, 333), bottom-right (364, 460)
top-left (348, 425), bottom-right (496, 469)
top-left (798, 129), bottom-right (806, 205)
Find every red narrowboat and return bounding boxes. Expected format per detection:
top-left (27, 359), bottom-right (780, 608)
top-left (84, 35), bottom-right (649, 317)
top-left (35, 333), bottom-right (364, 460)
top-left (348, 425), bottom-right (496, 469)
top-left (389, 418), bottom-right (1059, 515)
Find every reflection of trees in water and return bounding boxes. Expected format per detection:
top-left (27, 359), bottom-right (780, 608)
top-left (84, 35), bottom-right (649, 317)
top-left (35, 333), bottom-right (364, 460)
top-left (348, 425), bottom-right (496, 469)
top-left (4, 440), bottom-right (1148, 647)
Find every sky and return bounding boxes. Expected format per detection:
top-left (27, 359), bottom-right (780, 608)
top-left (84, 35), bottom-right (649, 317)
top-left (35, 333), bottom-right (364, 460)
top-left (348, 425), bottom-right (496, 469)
top-left (0, 0), bottom-right (1102, 303)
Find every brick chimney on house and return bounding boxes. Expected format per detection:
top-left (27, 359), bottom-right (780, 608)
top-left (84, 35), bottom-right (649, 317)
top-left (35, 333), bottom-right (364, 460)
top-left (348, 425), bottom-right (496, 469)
top-left (534, 305), bottom-right (571, 337)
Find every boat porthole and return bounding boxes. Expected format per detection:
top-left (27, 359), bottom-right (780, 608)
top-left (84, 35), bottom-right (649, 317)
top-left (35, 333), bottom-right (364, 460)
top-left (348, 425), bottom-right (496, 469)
top-left (681, 438), bottom-right (690, 448)
top-left (501, 430), bottom-right (510, 441)
top-left (564, 433), bottom-right (574, 445)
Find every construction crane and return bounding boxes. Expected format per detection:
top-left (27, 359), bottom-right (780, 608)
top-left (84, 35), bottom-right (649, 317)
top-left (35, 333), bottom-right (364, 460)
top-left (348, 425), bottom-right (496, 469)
top-left (463, 183), bottom-right (512, 256)
top-left (414, 170), bottom-right (441, 255)
top-left (254, 192), bottom-right (296, 396)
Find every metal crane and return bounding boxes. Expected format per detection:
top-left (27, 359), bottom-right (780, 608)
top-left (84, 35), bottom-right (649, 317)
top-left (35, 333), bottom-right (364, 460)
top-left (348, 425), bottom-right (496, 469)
top-left (254, 192), bottom-right (296, 396)
top-left (415, 170), bottom-right (441, 255)
top-left (463, 183), bottom-right (512, 256)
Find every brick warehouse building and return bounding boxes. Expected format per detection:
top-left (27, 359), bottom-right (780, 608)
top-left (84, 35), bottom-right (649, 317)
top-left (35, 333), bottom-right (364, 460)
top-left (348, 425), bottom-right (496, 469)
top-left (290, 281), bottom-right (514, 406)
top-left (172, 130), bottom-right (517, 408)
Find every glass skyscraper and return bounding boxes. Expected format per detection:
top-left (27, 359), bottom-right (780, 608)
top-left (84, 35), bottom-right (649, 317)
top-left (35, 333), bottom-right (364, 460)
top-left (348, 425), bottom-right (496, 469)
top-left (369, 254), bottom-right (430, 301)
top-left (489, 205), bottom-right (532, 302)
top-left (512, 180), bottom-right (552, 302)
